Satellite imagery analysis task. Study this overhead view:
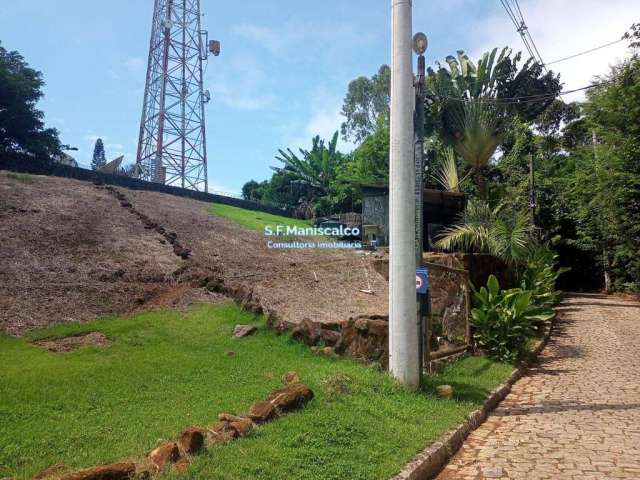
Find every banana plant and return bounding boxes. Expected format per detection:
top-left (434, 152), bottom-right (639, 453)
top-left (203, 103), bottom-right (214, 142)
top-left (273, 131), bottom-right (343, 195)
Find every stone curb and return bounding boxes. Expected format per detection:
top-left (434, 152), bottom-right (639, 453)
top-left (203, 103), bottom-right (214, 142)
top-left (390, 312), bottom-right (557, 480)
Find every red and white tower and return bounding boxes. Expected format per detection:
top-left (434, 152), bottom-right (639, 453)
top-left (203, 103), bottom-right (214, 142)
top-left (136, 0), bottom-right (219, 191)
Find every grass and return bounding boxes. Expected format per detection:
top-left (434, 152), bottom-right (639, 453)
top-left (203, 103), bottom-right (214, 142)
top-left (0, 303), bottom-right (512, 480)
top-left (4, 172), bottom-right (34, 183)
top-left (208, 203), bottom-right (311, 232)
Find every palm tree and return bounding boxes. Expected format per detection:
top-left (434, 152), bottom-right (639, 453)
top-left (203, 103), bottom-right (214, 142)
top-left (447, 99), bottom-right (502, 199)
top-left (432, 146), bottom-right (470, 192)
top-left (435, 199), bottom-right (532, 264)
top-left (273, 131), bottom-right (343, 196)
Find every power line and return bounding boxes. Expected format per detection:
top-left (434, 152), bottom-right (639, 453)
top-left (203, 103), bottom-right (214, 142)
top-left (435, 70), bottom-right (639, 105)
top-left (545, 38), bottom-right (626, 66)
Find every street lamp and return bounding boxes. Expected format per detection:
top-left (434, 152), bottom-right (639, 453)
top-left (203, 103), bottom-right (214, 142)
top-left (413, 32), bottom-right (428, 378)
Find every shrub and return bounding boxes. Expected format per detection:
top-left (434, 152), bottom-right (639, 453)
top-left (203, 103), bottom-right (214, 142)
top-left (471, 275), bottom-right (553, 363)
top-left (520, 245), bottom-right (569, 307)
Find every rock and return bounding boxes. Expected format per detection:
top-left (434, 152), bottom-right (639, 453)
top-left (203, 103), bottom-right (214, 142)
top-left (133, 464), bottom-right (153, 480)
top-left (178, 427), bottom-right (205, 454)
top-left (436, 385), bottom-right (454, 400)
top-left (248, 400), bottom-right (277, 424)
top-left (291, 318), bottom-right (321, 346)
top-left (60, 463), bottom-right (136, 480)
top-left (482, 466), bottom-right (504, 478)
top-left (172, 244), bottom-right (190, 259)
top-left (282, 371), bottom-right (300, 383)
top-left (218, 413), bottom-right (245, 423)
top-left (208, 429), bottom-right (236, 445)
top-left (174, 458), bottom-right (190, 473)
top-left (206, 278), bottom-right (224, 292)
top-left (318, 346), bottom-right (335, 357)
top-left (233, 325), bottom-right (257, 338)
top-left (266, 383), bottom-right (314, 412)
top-left (335, 317), bottom-right (389, 367)
top-left (148, 442), bottom-right (180, 470)
top-left (229, 417), bottom-right (254, 437)
top-left (33, 464), bottom-right (68, 479)
top-left (319, 329), bottom-right (340, 346)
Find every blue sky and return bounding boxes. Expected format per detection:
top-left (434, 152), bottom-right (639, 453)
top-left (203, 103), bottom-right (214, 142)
top-left (0, 0), bottom-right (634, 194)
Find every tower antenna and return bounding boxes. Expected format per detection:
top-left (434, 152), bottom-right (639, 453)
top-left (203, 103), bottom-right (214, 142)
top-left (136, 0), bottom-right (220, 191)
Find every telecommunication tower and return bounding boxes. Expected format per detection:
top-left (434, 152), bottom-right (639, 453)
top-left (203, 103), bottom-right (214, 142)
top-left (136, 0), bottom-right (220, 191)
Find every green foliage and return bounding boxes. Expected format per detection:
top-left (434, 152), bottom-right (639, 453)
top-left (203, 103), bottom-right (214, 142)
top-left (0, 304), bottom-right (512, 480)
top-left (274, 131), bottom-right (345, 195)
top-left (471, 275), bottom-right (553, 363)
top-left (520, 245), bottom-right (569, 307)
top-left (91, 138), bottom-right (106, 171)
top-left (432, 146), bottom-right (466, 192)
top-left (340, 65), bottom-right (390, 143)
top-left (436, 199), bottom-right (531, 264)
top-left (0, 41), bottom-right (60, 158)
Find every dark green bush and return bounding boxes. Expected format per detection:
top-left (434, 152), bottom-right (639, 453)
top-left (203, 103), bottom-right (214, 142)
top-left (471, 275), bottom-right (553, 363)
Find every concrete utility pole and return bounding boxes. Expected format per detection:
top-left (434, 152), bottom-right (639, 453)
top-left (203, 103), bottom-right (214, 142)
top-left (389, 0), bottom-right (420, 388)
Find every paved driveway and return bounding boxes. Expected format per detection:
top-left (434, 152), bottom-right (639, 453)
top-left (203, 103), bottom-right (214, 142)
top-left (437, 293), bottom-right (640, 480)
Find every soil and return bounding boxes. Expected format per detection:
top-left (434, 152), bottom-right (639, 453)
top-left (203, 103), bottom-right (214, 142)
top-left (0, 172), bottom-right (388, 335)
top-left (33, 332), bottom-right (112, 352)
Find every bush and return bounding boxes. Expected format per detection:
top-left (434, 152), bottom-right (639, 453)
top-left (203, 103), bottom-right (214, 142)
top-left (471, 275), bottom-right (553, 363)
top-left (520, 244), bottom-right (569, 307)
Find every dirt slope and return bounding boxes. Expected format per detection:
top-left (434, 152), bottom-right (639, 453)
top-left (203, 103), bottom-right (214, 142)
top-left (0, 172), bottom-right (388, 335)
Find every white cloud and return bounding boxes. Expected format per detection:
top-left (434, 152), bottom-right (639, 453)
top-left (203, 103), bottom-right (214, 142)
top-left (282, 89), bottom-right (354, 154)
top-left (231, 24), bottom-right (286, 56)
top-left (471, 0), bottom-right (634, 101)
top-left (211, 54), bottom-right (276, 111)
top-left (124, 57), bottom-right (145, 74)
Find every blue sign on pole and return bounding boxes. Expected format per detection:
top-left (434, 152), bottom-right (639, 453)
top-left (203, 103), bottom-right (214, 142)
top-left (416, 267), bottom-right (429, 294)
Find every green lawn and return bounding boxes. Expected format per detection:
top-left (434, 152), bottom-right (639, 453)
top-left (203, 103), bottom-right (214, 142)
top-left (208, 203), bottom-right (311, 232)
top-left (0, 303), bottom-right (512, 480)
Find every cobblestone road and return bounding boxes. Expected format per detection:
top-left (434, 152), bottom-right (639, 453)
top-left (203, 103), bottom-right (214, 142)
top-left (437, 293), bottom-right (640, 480)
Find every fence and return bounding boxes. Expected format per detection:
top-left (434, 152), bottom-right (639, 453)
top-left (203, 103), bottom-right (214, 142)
top-left (0, 154), bottom-right (295, 218)
top-left (423, 262), bottom-right (471, 364)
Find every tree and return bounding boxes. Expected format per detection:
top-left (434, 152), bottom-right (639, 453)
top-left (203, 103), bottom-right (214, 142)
top-left (436, 199), bottom-right (532, 265)
top-left (0, 41), bottom-right (60, 158)
top-left (91, 139), bottom-right (107, 170)
top-left (340, 65), bottom-right (390, 143)
top-left (425, 48), bottom-right (561, 198)
top-left (273, 131), bottom-right (345, 197)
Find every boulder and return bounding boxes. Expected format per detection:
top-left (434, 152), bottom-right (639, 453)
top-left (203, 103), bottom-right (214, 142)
top-left (33, 464), bottom-right (68, 479)
top-left (60, 463), bottom-right (136, 480)
top-left (233, 325), bottom-right (257, 338)
top-left (319, 329), bottom-right (340, 346)
top-left (436, 385), bottom-right (454, 400)
top-left (208, 429), bottom-right (236, 445)
top-left (318, 346), bottom-right (335, 357)
top-left (178, 427), bottom-right (205, 454)
top-left (282, 371), bottom-right (300, 384)
top-left (148, 442), bottom-right (180, 470)
top-left (291, 318), bottom-right (321, 346)
top-left (218, 413), bottom-right (244, 423)
top-left (335, 317), bottom-right (389, 367)
top-left (174, 458), bottom-right (190, 473)
top-left (229, 418), bottom-right (254, 437)
top-left (248, 400), bottom-right (277, 424)
top-left (266, 383), bottom-right (314, 412)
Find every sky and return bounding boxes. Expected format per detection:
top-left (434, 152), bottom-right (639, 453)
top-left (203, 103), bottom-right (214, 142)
top-left (0, 0), bottom-right (635, 195)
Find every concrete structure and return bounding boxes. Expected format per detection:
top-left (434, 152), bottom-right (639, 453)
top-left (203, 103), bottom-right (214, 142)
top-left (389, 0), bottom-right (420, 388)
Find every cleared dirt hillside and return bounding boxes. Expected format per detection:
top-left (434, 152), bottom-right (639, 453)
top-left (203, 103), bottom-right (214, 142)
top-left (0, 172), bottom-right (388, 335)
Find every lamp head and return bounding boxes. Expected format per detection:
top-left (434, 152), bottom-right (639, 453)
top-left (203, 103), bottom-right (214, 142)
top-left (412, 32), bottom-right (428, 55)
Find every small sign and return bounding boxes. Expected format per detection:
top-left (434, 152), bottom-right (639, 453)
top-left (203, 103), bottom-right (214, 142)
top-left (416, 267), bottom-right (429, 294)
